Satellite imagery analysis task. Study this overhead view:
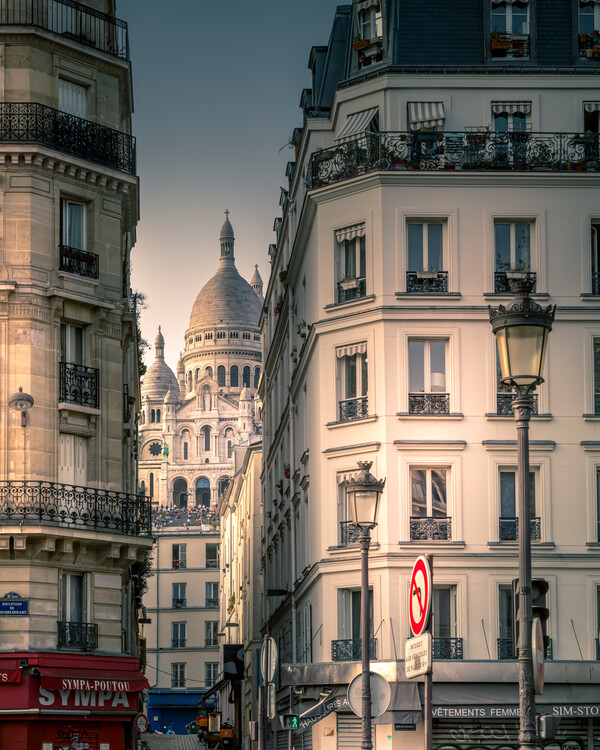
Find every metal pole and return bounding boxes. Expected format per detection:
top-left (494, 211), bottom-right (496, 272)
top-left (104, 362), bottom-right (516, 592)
top-left (259, 684), bottom-right (266, 750)
top-left (359, 528), bottom-right (373, 750)
top-left (424, 554), bottom-right (433, 750)
top-left (514, 393), bottom-right (537, 750)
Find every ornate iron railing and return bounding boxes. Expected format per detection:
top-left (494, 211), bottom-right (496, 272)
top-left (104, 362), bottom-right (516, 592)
top-left (340, 520), bottom-right (361, 545)
top-left (497, 391), bottom-right (539, 416)
top-left (57, 621), bottom-right (98, 651)
top-left (433, 637), bottom-right (463, 660)
top-left (499, 516), bottom-right (541, 541)
top-left (172, 598), bottom-right (186, 608)
top-left (596, 639), bottom-right (600, 660)
top-left (495, 271), bottom-right (536, 294)
top-left (0, 480), bottom-right (151, 535)
top-left (59, 244), bottom-right (99, 279)
top-left (595, 393), bottom-right (600, 415)
top-left (331, 638), bottom-right (377, 662)
top-left (498, 637), bottom-right (515, 660)
top-left (339, 396), bottom-right (369, 422)
top-left (307, 131), bottom-right (600, 189)
top-left (406, 271), bottom-right (448, 293)
top-left (205, 598), bottom-right (219, 608)
top-left (490, 32), bottom-right (530, 58)
top-left (0, 103), bottom-right (136, 174)
top-left (59, 361), bottom-right (99, 408)
top-left (172, 560), bottom-right (186, 569)
top-left (337, 277), bottom-right (366, 304)
top-left (593, 272), bottom-right (600, 296)
top-left (0, 0), bottom-right (128, 59)
top-left (410, 516), bottom-right (452, 541)
top-left (409, 393), bottom-right (450, 415)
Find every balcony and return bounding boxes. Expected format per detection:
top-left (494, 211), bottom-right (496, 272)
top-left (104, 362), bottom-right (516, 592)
top-left (0, 0), bottom-right (129, 59)
top-left (0, 103), bottom-right (135, 174)
top-left (406, 270), bottom-right (448, 294)
top-left (205, 598), bottom-right (219, 609)
top-left (337, 276), bottom-right (366, 304)
top-left (331, 638), bottom-right (377, 662)
top-left (58, 621), bottom-right (98, 651)
top-left (59, 245), bottom-right (99, 279)
top-left (433, 637), bottom-right (463, 660)
top-left (339, 520), bottom-right (361, 545)
top-left (0, 480), bottom-right (151, 535)
top-left (499, 637), bottom-right (553, 660)
top-left (172, 560), bottom-right (186, 570)
top-left (59, 361), bottom-right (99, 408)
top-left (408, 393), bottom-right (450, 415)
top-left (307, 131), bottom-right (600, 189)
top-left (499, 516), bottom-right (541, 542)
top-left (494, 271), bottom-right (536, 294)
top-left (410, 516), bottom-right (452, 541)
top-left (496, 392), bottom-right (539, 416)
top-left (339, 396), bottom-right (369, 422)
top-left (593, 271), bottom-right (600, 295)
top-left (206, 559), bottom-right (218, 569)
top-left (490, 32), bottom-right (530, 58)
top-left (172, 599), bottom-right (186, 609)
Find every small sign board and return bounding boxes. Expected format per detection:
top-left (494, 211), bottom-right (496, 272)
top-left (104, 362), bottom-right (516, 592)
top-left (409, 557), bottom-right (431, 636)
top-left (347, 672), bottom-right (391, 718)
top-left (405, 633), bottom-right (432, 678)
top-left (0, 592), bottom-right (28, 616)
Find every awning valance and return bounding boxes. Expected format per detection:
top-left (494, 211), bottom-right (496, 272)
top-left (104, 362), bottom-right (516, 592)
top-left (408, 102), bottom-right (445, 131)
top-left (336, 342), bottom-right (367, 359)
top-left (336, 108), bottom-right (379, 141)
top-left (492, 102), bottom-right (531, 115)
top-left (584, 102), bottom-right (600, 113)
top-left (356, 0), bottom-right (380, 12)
top-left (37, 666), bottom-right (150, 692)
top-left (335, 224), bottom-right (365, 243)
top-left (492, 0), bottom-right (529, 5)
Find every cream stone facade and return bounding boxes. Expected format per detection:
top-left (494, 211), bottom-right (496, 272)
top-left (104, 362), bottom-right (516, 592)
top-left (0, 2), bottom-right (150, 749)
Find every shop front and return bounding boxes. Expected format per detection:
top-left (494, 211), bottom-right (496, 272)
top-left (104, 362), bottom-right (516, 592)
top-left (0, 652), bottom-right (149, 750)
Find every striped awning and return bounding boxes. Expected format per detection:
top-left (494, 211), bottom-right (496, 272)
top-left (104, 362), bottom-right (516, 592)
top-left (336, 342), bottom-right (367, 359)
top-left (492, 0), bottom-right (529, 5)
top-left (580, 0), bottom-right (600, 5)
top-left (492, 102), bottom-right (532, 115)
top-left (336, 107), bottom-right (379, 141)
top-left (584, 102), bottom-right (600, 112)
top-left (408, 102), bottom-right (445, 131)
top-left (356, 0), bottom-right (380, 10)
top-left (335, 224), bottom-right (366, 243)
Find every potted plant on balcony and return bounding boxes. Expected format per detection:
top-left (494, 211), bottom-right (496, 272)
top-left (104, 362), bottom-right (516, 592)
top-left (352, 34), bottom-right (370, 51)
top-left (284, 464), bottom-right (290, 479)
top-left (416, 268), bottom-right (439, 280)
top-left (290, 347), bottom-right (298, 364)
top-left (274, 295), bottom-right (284, 315)
top-left (490, 29), bottom-right (511, 54)
top-left (297, 320), bottom-right (308, 338)
top-left (340, 275), bottom-right (358, 290)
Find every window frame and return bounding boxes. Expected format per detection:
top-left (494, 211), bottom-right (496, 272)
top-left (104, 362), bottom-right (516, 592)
top-left (205, 662), bottom-right (219, 688)
top-left (205, 581), bottom-right (219, 608)
top-left (491, 0), bottom-right (529, 34)
top-left (407, 220), bottom-right (446, 273)
top-left (399, 211), bottom-right (457, 295)
top-left (171, 621), bottom-right (186, 648)
top-left (61, 199), bottom-right (87, 251)
top-left (172, 582), bottom-right (186, 608)
top-left (486, 211), bottom-right (545, 295)
top-left (335, 343), bottom-right (369, 423)
top-left (410, 466), bottom-right (449, 519)
top-left (205, 620), bottom-right (219, 647)
top-left (172, 543), bottom-right (187, 569)
top-left (171, 662), bottom-right (186, 688)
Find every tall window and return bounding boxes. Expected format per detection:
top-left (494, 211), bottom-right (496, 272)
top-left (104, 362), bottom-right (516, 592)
top-left (61, 323), bottom-right (85, 365)
top-left (335, 588), bottom-right (374, 660)
top-left (171, 662), bottom-right (186, 688)
top-left (411, 468), bottom-right (447, 519)
top-left (491, 0), bottom-right (529, 34)
top-left (202, 426), bottom-right (211, 452)
top-left (149, 472), bottom-right (154, 499)
top-left (206, 543), bottom-right (218, 568)
top-left (593, 337), bottom-right (600, 415)
top-left (358, 0), bottom-right (382, 39)
top-left (183, 442), bottom-right (188, 460)
top-left (172, 543), bottom-right (186, 569)
top-left (408, 223), bottom-right (444, 272)
top-left (205, 621), bottom-right (219, 647)
top-left (254, 366), bottom-right (261, 388)
top-left (205, 663), bottom-right (219, 688)
top-left (230, 365), bottom-right (239, 388)
top-left (592, 222), bottom-right (600, 295)
top-left (336, 344), bottom-right (368, 422)
top-left (217, 366), bottom-right (226, 387)
top-left (580, 0), bottom-right (600, 36)
top-left (205, 581), bottom-right (219, 608)
top-left (494, 222), bottom-right (533, 293)
top-left (58, 434), bottom-right (87, 486)
top-left (498, 585), bottom-right (514, 659)
top-left (433, 586), bottom-right (457, 639)
top-left (172, 582), bottom-right (186, 608)
top-left (62, 200), bottom-right (86, 250)
top-left (336, 225), bottom-right (366, 303)
top-left (172, 622), bottom-right (186, 648)
top-left (61, 572), bottom-right (85, 623)
top-left (196, 477), bottom-right (210, 507)
top-left (408, 339), bottom-right (448, 414)
top-left (243, 366), bottom-right (251, 387)
top-left (499, 469), bottom-right (537, 541)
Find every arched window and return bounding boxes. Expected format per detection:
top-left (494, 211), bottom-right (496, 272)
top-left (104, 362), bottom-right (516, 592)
top-left (196, 477), bottom-right (210, 508)
top-left (156, 408), bottom-right (161, 422)
top-left (206, 366), bottom-right (213, 379)
top-left (149, 472), bottom-right (154, 498)
top-left (183, 442), bottom-right (188, 460)
top-left (202, 426), bottom-right (211, 452)
top-left (243, 366), bottom-right (251, 388)
top-left (187, 371), bottom-right (192, 391)
top-left (173, 477), bottom-right (188, 508)
top-left (254, 366), bottom-right (261, 388)
top-left (195, 368), bottom-right (200, 383)
top-left (227, 440), bottom-right (232, 458)
top-left (151, 409), bottom-right (155, 423)
top-left (230, 365), bottom-right (239, 388)
top-left (217, 366), bottom-right (226, 387)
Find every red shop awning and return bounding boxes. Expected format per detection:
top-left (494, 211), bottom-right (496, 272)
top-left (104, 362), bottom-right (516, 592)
top-left (37, 666), bottom-right (150, 692)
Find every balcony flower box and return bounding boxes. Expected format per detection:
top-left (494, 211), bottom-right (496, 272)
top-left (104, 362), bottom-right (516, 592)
top-left (340, 278), bottom-right (359, 290)
top-left (416, 270), bottom-right (439, 280)
top-left (352, 38), bottom-right (370, 51)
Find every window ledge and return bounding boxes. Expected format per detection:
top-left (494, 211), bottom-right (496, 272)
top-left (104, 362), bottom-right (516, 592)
top-left (488, 541), bottom-right (555, 549)
top-left (58, 402), bottom-right (101, 416)
top-left (486, 412), bottom-right (552, 421)
top-left (583, 414), bottom-right (600, 420)
top-left (396, 292), bottom-right (461, 299)
top-left (57, 271), bottom-right (99, 287)
top-left (580, 293), bottom-right (600, 299)
top-left (484, 291), bottom-right (549, 300)
top-left (397, 412), bottom-right (463, 420)
top-left (326, 415), bottom-right (378, 428)
top-left (324, 294), bottom-right (376, 312)
top-left (586, 542), bottom-right (600, 549)
top-left (398, 541), bottom-right (466, 548)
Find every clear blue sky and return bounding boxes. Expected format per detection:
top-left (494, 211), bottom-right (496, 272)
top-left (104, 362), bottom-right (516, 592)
top-left (117, 0), bottom-right (342, 369)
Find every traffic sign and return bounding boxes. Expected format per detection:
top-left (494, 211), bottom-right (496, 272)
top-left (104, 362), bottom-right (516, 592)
top-left (409, 556), bottom-right (432, 636)
top-left (405, 633), bottom-right (432, 678)
top-left (260, 636), bottom-right (278, 683)
top-left (347, 672), bottom-right (391, 718)
top-left (532, 617), bottom-right (545, 695)
top-left (134, 713), bottom-right (148, 732)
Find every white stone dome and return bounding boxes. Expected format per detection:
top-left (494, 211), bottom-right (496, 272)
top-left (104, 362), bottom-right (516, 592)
top-left (141, 327), bottom-right (179, 400)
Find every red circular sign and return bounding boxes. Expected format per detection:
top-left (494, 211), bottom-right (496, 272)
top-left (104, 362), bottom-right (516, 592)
top-left (409, 556), bottom-right (432, 636)
top-left (135, 713), bottom-right (148, 732)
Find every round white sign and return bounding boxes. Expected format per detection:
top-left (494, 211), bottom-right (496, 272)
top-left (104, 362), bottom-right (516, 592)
top-left (347, 672), bottom-right (391, 718)
top-left (260, 636), bottom-right (278, 683)
top-left (135, 713), bottom-right (148, 732)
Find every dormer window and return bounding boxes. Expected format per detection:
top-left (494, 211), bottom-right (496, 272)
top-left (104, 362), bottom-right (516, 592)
top-left (358, 0), bottom-right (382, 41)
top-left (491, 0), bottom-right (529, 35)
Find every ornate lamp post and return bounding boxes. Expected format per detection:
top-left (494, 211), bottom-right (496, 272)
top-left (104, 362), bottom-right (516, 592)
top-left (489, 276), bottom-right (555, 750)
top-left (346, 461), bottom-right (386, 750)
top-left (8, 386), bottom-right (34, 426)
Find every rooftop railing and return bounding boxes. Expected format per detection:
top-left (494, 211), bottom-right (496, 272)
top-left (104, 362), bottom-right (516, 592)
top-left (0, 0), bottom-right (128, 59)
top-left (308, 131), bottom-right (600, 189)
top-left (0, 480), bottom-right (151, 535)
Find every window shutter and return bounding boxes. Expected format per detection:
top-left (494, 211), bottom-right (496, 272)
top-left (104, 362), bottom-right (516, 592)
top-left (59, 79), bottom-right (88, 119)
top-left (58, 434), bottom-right (74, 484)
top-left (74, 436), bottom-right (87, 486)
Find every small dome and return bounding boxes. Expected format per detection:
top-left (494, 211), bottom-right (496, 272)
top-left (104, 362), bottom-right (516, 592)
top-left (141, 328), bottom-right (179, 400)
top-left (176, 352), bottom-right (184, 373)
top-left (240, 387), bottom-right (252, 401)
top-left (220, 211), bottom-right (235, 242)
top-left (164, 386), bottom-right (179, 404)
top-left (250, 265), bottom-right (262, 286)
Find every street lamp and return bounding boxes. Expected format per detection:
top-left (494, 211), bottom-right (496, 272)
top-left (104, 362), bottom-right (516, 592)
top-left (489, 275), bottom-right (555, 750)
top-left (345, 461), bottom-right (385, 750)
top-left (8, 386), bottom-right (34, 426)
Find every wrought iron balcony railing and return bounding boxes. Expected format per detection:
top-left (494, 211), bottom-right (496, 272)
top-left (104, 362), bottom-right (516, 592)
top-left (495, 271), bottom-right (536, 294)
top-left (206, 559), bottom-right (218, 569)
top-left (496, 391), bottom-right (539, 416)
top-left (171, 639), bottom-right (186, 648)
top-left (0, 103), bottom-right (135, 174)
top-left (59, 244), bottom-right (99, 279)
top-left (595, 393), bottom-right (600, 416)
top-left (307, 131), bottom-right (600, 189)
top-left (410, 516), bottom-right (452, 541)
top-left (172, 560), bottom-right (186, 569)
top-left (0, 480), bottom-right (151, 535)
top-left (409, 393), bottom-right (450, 415)
top-left (406, 271), bottom-right (448, 293)
top-left (337, 277), bottom-right (366, 304)
top-left (596, 638), bottom-right (600, 660)
top-left (339, 396), bottom-right (369, 422)
top-left (331, 638), bottom-right (377, 662)
top-left (0, 0), bottom-right (128, 59)
top-left (58, 620), bottom-right (98, 651)
top-left (59, 361), bottom-right (99, 408)
top-left (340, 520), bottom-right (361, 545)
top-left (593, 271), bottom-right (600, 296)
top-left (205, 598), bottom-right (219, 608)
top-left (499, 516), bottom-right (541, 542)
top-left (490, 32), bottom-right (530, 58)
top-left (499, 636), bottom-right (553, 660)
top-left (172, 598), bottom-right (186, 608)
top-left (433, 637), bottom-right (463, 660)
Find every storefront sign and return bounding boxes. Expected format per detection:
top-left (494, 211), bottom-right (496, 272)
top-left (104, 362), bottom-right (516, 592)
top-left (0, 592), bottom-right (28, 616)
top-left (0, 668), bottom-right (22, 683)
top-left (38, 686), bottom-right (134, 710)
top-left (297, 689), bottom-right (350, 732)
top-left (433, 704), bottom-right (600, 719)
